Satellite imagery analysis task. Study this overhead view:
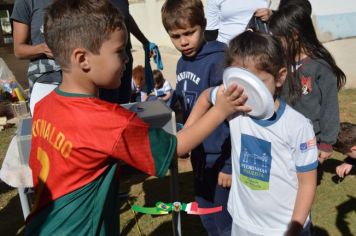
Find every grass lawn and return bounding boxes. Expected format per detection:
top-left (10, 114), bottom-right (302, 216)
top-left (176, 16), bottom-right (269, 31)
top-left (0, 89), bottom-right (355, 236)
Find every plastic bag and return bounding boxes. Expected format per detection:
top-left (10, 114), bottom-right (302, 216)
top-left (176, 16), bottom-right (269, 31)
top-left (0, 57), bottom-right (25, 101)
top-left (0, 57), bottom-right (15, 83)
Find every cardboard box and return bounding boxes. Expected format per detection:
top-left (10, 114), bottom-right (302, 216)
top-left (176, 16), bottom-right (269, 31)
top-left (122, 100), bottom-right (176, 135)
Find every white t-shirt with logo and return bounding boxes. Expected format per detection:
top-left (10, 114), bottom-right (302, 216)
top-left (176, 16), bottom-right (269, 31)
top-left (226, 100), bottom-right (318, 236)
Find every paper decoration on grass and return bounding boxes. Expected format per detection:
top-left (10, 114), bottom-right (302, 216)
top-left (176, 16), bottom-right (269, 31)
top-left (132, 201), bottom-right (222, 215)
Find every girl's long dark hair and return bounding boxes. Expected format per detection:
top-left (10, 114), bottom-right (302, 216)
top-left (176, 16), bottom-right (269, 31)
top-left (269, 5), bottom-right (346, 101)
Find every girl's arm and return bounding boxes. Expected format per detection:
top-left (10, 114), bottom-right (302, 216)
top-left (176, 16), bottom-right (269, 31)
top-left (159, 90), bottom-right (172, 102)
top-left (287, 169), bottom-right (317, 235)
top-left (184, 88), bottom-right (213, 128)
top-left (185, 85), bottom-right (248, 128)
top-left (177, 84), bottom-right (249, 156)
top-left (317, 66), bottom-right (340, 153)
top-left (12, 21), bottom-right (53, 59)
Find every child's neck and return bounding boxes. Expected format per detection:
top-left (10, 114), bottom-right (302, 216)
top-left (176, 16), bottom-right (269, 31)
top-left (60, 73), bottom-right (98, 96)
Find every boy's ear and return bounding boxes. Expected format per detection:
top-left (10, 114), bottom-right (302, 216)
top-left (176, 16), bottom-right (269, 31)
top-left (276, 67), bottom-right (287, 88)
top-left (72, 48), bottom-right (90, 71)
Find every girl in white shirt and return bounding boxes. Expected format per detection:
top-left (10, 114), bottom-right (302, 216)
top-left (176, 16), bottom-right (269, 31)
top-left (186, 31), bottom-right (318, 236)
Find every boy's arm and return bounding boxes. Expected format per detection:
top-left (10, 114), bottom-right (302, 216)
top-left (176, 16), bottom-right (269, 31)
top-left (336, 156), bottom-right (356, 178)
top-left (177, 84), bottom-right (250, 156)
top-left (336, 163), bottom-right (353, 178)
top-left (286, 170), bottom-right (317, 235)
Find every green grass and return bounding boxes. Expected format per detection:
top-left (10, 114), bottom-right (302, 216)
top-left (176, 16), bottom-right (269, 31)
top-left (311, 88), bottom-right (356, 236)
top-left (0, 127), bottom-right (16, 160)
top-left (118, 88), bottom-right (356, 236)
top-left (0, 89), bottom-right (355, 236)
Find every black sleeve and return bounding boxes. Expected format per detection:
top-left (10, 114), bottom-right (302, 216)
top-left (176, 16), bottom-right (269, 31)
top-left (344, 156), bottom-right (356, 166)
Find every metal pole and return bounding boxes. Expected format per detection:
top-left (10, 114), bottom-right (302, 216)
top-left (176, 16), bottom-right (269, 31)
top-left (170, 155), bottom-right (181, 236)
top-left (170, 111), bottom-right (181, 236)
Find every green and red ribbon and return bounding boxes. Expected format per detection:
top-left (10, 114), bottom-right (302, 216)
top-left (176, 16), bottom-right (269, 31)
top-left (132, 201), bottom-right (222, 215)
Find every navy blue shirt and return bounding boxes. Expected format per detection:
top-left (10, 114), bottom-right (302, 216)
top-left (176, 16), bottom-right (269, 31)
top-left (176, 41), bottom-right (231, 174)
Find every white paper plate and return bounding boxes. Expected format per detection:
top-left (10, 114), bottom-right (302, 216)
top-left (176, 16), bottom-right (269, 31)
top-left (223, 67), bottom-right (274, 120)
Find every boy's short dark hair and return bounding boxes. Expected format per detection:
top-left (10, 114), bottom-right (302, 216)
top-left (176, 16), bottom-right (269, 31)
top-left (161, 0), bottom-right (206, 31)
top-left (333, 122), bottom-right (356, 154)
top-left (44, 0), bottom-right (125, 71)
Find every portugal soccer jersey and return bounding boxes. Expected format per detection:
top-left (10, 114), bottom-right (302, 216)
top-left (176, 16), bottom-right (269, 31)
top-left (26, 88), bottom-right (176, 235)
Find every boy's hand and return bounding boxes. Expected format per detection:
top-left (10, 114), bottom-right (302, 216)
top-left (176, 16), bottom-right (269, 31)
top-left (336, 163), bottom-right (353, 178)
top-left (318, 150), bottom-right (332, 163)
top-left (215, 84), bottom-right (251, 116)
top-left (218, 172), bottom-right (232, 188)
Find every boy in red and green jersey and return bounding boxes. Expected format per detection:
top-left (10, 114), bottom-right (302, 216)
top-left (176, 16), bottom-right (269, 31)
top-left (25, 0), bottom-right (250, 235)
top-left (27, 89), bottom-right (176, 235)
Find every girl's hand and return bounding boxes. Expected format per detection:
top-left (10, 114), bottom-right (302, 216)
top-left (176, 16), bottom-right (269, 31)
top-left (215, 84), bottom-right (251, 117)
top-left (336, 163), bottom-right (353, 178)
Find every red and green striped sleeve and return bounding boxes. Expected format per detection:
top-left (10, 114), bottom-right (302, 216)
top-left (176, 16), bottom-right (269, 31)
top-left (147, 127), bottom-right (177, 177)
top-left (113, 116), bottom-right (177, 178)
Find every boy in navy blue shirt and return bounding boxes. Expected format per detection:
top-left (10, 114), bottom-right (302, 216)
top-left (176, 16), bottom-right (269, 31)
top-left (162, 1), bottom-right (232, 235)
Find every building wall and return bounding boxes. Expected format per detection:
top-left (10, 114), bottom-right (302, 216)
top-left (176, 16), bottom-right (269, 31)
top-left (310, 0), bottom-right (356, 42)
top-left (129, 0), bottom-right (356, 47)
